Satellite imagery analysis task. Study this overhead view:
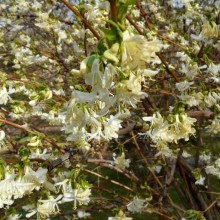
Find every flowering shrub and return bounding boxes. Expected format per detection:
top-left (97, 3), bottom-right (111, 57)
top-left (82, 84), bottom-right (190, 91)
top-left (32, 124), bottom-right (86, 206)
top-left (0, 0), bottom-right (220, 219)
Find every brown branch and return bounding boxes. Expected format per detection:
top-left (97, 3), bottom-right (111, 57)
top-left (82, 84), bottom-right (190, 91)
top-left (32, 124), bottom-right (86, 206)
top-left (188, 110), bottom-right (214, 119)
top-left (126, 15), bottom-right (143, 34)
top-left (202, 200), bottom-right (218, 214)
top-left (130, 131), bottom-right (163, 187)
top-left (109, 0), bottom-right (118, 23)
top-left (177, 156), bottom-right (215, 220)
top-left (136, 1), bottom-right (152, 30)
top-left (159, 160), bottom-right (177, 204)
top-left (195, 127), bottom-right (202, 168)
top-left (0, 118), bottom-right (32, 133)
top-left (48, 152), bottom-right (71, 171)
top-left (87, 158), bottom-right (141, 184)
top-left (0, 118), bottom-right (62, 152)
top-left (118, 122), bottom-right (136, 135)
top-left (156, 52), bottom-right (180, 82)
top-left (59, 0), bottom-right (100, 40)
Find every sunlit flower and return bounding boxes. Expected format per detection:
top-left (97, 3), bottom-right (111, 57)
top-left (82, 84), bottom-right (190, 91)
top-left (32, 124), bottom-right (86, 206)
top-left (143, 113), bottom-right (196, 144)
top-left (121, 30), bottom-right (163, 70)
top-left (27, 136), bottom-right (42, 147)
top-left (26, 195), bottom-right (63, 218)
top-left (61, 188), bottom-right (91, 209)
top-left (77, 210), bottom-right (91, 218)
top-left (56, 180), bottom-right (91, 208)
top-left (176, 81), bottom-right (193, 92)
top-left (207, 117), bottom-right (220, 134)
top-left (103, 115), bottom-right (122, 140)
top-left (7, 213), bottom-right (22, 220)
top-left (0, 130), bottom-right (6, 148)
top-left (127, 197), bottom-right (148, 213)
top-left (113, 152), bottom-right (130, 170)
top-left (0, 171), bottom-right (17, 207)
top-left (108, 210), bottom-right (132, 220)
top-left (0, 87), bottom-right (10, 105)
top-left (16, 167), bottom-right (49, 197)
top-left (195, 176), bottom-right (205, 186)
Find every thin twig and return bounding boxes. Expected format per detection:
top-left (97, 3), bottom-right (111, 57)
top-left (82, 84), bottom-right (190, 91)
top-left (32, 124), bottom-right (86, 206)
top-left (84, 168), bottom-right (136, 193)
top-left (59, 0), bottom-right (100, 40)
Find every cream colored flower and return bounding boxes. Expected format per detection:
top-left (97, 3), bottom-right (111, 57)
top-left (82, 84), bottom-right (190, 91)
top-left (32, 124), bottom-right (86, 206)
top-left (108, 210), bottom-right (132, 220)
top-left (7, 213), bottom-right (21, 220)
top-left (27, 136), bottom-right (42, 147)
top-left (121, 31), bottom-right (163, 70)
top-left (113, 152), bottom-right (130, 170)
top-left (127, 197), bottom-right (148, 213)
top-left (77, 210), bottom-right (91, 218)
top-left (103, 115), bottom-right (122, 140)
top-left (0, 171), bottom-right (17, 207)
top-left (56, 180), bottom-right (91, 208)
top-left (195, 176), bottom-right (205, 186)
top-left (0, 87), bottom-right (10, 105)
top-left (26, 195), bottom-right (63, 218)
top-left (143, 113), bottom-right (196, 144)
top-left (0, 130), bottom-right (6, 148)
top-left (16, 167), bottom-right (49, 197)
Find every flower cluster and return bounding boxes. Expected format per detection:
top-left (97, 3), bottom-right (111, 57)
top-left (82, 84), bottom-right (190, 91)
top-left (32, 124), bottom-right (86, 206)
top-left (0, 166), bottom-right (49, 208)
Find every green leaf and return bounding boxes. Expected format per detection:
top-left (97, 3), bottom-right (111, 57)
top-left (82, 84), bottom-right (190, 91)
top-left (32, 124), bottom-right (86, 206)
top-left (116, 0), bottom-right (136, 22)
top-left (101, 28), bottom-right (117, 41)
top-left (97, 37), bottom-right (109, 54)
top-left (86, 54), bottom-right (98, 70)
top-left (184, 210), bottom-right (206, 220)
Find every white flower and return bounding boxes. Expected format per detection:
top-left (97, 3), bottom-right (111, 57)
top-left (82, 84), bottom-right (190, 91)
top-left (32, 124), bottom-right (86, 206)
top-left (84, 58), bottom-right (103, 88)
top-left (113, 153), bottom-right (130, 170)
top-left (0, 130), bottom-right (5, 148)
top-left (142, 69), bottom-right (159, 78)
top-left (178, 93), bottom-right (204, 107)
top-left (201, 20), bottom-right (220, 40)
top-left (154, 165), bottom-right (162, 174)
top-left (176, 81), bottom-right (193, 92)
top-left (124, 72), bottom-right (142, 95)
top-left (103, 115), bottom-right (122, 140)
top-left (143, 113), bottom-right (196, 144)
top-left (62, 188), bottom-right (91, 209)
top-left (29, 148), bottom-right (50, 160)
top-left (26, 195), bottom-right (63, 218)
top-left (154, 141), bottom-right (175, 158)
top-left (108, 210), bottom-right (132, 220)
top-left (27, 136), bottom-right (42, 147)
top-left (57, 29), bottom-right (67, 43)
top-left (0, 87), bottom-right (10, 105)
top-left (215, 158), bottom-right (220, 168)
top-left (205, 166), bottom-right (220, 179)
top-left (208, 63), bottom-right (220, 75)
top-left (56, 180), bottom-right (91, 208)
top-left (127, 197), bottom-right (148, 213)
top-left (207, 117), bottom-right (220, 134)
top-left (77, 210), bottom-right (91, 218)
top-left (0, 171), bottom-right (17, 207)
top-left (195, 176), bottom-right (205, 186)
top-left (204, 92), bottom-right (217, 107)
top-left (0, 197), bottom-right (14, 208)
top-left (15, 167), bottom-right (49, 197)
top-left (121, 30), bottom-right (163, 70)
top-left (7, 214), bottom-right (22, 220)
top-left (116, 78), bottom-right (147, 108)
